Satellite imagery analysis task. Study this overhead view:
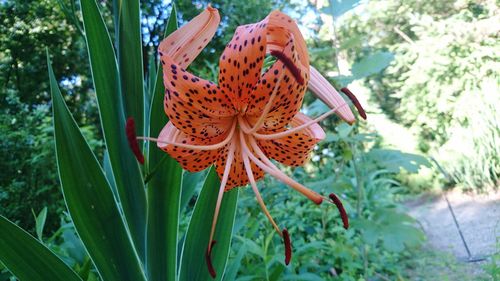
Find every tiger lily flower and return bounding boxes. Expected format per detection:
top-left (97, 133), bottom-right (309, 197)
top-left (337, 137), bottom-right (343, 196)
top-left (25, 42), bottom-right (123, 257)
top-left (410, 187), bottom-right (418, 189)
top-left (132, 6), bottom-right (365, 278)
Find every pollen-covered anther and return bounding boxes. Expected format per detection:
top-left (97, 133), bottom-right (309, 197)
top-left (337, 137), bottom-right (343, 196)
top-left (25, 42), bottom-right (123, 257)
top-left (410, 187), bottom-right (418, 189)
top-left (270, 50), bottom-right (304, 85)
top-left (328, 193), bottom-right (349, 230)
top-left (125, 117), bottom-right (145, 164)
top-left (340, 87), bottom-right (367, 120)
top-left (282, 228), bottom-right (292, 265)
top-left (205, 240), bottom-right (217, 278)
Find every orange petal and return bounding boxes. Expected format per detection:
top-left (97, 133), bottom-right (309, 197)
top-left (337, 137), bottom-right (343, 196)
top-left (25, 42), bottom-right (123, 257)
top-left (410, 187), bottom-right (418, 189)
top-left (266, 11), bottom-right (309, 68)
top-left (218, 22), bottom-right (268, 110)
top-left (158, 6), bottom-right (220, 68)
top-left (161, 55), bottom-right (235, 139)
top-left (245, 33), bottom-right (308, 131)
top-left (309, 67), bottom-right (355, 124)
top-left (258, 113), bottom-right (325, 166)
top-left (157, 122), bottom-right (225, 172)
top-left (215, 135), bottom-right (264, 190)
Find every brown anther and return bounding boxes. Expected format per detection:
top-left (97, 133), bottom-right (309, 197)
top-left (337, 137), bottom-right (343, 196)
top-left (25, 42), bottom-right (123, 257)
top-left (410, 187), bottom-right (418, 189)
top-left (341, 87), bottom-right (367, 120)
top-left (329, 193), bottom-right (349, 230)
top-left (125, 117), bottom-right (145, 164)
top-left (282, 228), bottom-right (292, 265)
top-left (270, 50), bottom-right (305, 85)
top-left (205, 240), bottom-right (217, 278)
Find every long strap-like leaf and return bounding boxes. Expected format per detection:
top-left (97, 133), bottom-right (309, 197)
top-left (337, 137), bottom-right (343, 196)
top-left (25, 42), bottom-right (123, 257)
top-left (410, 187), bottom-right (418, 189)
top-left (180, 168), bottom-right (239, 281)
top-left (49, 54), bottom-right (147, 281)
top-left (146, 5), bottom-right (183, 281)
top-left (80, 0), bottom-right (147, 258)
top-left (0, 215), bottom-right (82, 281)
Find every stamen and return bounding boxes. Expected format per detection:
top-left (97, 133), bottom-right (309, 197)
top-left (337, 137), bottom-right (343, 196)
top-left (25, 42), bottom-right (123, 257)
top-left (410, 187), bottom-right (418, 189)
top-left (251, 102), bottom-right (348, 140)
top-left (270, 50), bottom-right (304, 85)
top-left (341, 87), bottom-right (367, 120)
top-left (205, 139), bottom-right (236, 277)
top-left (137, 120), bottom-right (237, 151)
top-left (205, 240), bottom-right (217, 278)
top-left (240, 71), bottom-right (285, 134)
top-left (328, 193), bottom-right (349, 230)
top-left (125, 117), bottom-right (145, 164)
top-left (242, 150), bottom-right (282, 235)
top-left (240, 132), bottom-right (323, 204)
top-left (282, 228), bottom-right (292, 265)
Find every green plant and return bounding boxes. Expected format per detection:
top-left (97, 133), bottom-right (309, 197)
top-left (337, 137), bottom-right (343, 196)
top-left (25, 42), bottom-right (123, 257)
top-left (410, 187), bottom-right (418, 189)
top-left (0, 2), bottom-right (237, 281)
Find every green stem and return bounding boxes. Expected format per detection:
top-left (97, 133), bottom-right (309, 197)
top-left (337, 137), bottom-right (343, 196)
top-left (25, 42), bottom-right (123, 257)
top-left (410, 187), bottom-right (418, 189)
top-left (144, 155), bottom-right (168, 184)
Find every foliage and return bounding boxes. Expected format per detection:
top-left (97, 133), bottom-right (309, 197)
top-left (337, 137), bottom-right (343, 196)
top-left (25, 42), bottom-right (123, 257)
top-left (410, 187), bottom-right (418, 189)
top-left (1, 1), bottom-right (237, 281)
top-left (337, 0), bottom-right (500, 190)
top-left (225, 123), bottom-right (427, 280)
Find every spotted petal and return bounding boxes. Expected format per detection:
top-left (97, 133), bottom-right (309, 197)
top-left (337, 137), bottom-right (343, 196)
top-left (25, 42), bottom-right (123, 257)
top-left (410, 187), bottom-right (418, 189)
top-left (218, 22), bottom-right (268, 110)
top-left (161, 54), bottom-right (235, 139)
top-left (258, 113), bottom-right (325, 166)
top-left (245, 30), bottom-right (308, 131)
top-left (157, 122), bottom-right (226, 172)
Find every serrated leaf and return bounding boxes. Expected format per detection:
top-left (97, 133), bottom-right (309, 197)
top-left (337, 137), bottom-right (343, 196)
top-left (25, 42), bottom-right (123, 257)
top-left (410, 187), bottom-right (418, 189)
top-left (0, 216), bottom-right (82, 281)
top-left (49, 54), bottom-right (147, 281)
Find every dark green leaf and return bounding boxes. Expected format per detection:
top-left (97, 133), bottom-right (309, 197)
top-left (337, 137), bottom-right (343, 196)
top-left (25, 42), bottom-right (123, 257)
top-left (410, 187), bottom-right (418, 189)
top-left (80, 0), bottom-right (146, 257)
top-left (0, 216), bottom-right (82, 281)
top-left (117, 0), bottom-right (144, 135)
top-left (49, 54), bottom-right (147, 281)
top-left (180, 168), bottom-right (239, 281)
top-left (145, 5), bottom-right (182, 281)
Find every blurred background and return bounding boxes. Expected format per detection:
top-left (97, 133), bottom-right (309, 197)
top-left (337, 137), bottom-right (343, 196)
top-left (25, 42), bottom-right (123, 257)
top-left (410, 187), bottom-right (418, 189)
top-left (1, 0), bottom-right (498, 280)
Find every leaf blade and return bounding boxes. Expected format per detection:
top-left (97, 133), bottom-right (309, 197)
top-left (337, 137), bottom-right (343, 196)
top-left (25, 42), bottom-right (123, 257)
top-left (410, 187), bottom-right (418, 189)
top-left (145, 5), bottom-right (182, 281)
top-left (48, 54), bottom-right (147, 281)
top-left (80, 0), bottom-right (146, 258)
top-left (0, 216), bottom-right (82, 281)
top-left (180, 168), bottom-right (239, 281)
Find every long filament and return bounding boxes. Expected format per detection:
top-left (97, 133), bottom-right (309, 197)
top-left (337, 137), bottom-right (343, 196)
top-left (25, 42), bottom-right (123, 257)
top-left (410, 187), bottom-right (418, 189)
top-left (208, 139), bottom-right (236, 252)
top-left (241, 149), bottom-right (282, 235)
top-left (252, 102), bottom-right (348, 140)
top-left (239, 131), bottom-right (322, 204)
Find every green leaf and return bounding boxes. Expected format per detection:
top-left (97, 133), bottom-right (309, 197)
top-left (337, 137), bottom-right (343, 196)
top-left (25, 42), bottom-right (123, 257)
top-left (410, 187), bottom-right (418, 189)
top-left (321, 0), bottom-right (362, 18)
top-left (80, 0), bottom-right (146, 258)
top-left (33, 207), bottom-right (47, 241)
top-left (145, 5), bottom-right (182, 281)
top-left (351, 51), bottom-right (394, 79)
top-left (181, 170), bottom-right (208, 210)
top-left (48, 54), bottom-right (147, 281)
top-left (0, 216), bottom-right (82, 281)
top-left (180, 168), bottom-right (239, 281)
top-left (367, 149), bottom-right (431, 173)
top-left (117, 0), bottom-right (144, 135)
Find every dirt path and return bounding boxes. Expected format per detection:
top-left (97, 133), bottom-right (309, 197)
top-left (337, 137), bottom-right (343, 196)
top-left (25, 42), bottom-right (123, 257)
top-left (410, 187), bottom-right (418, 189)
top-left (406, 189), bottom-right (500, 279)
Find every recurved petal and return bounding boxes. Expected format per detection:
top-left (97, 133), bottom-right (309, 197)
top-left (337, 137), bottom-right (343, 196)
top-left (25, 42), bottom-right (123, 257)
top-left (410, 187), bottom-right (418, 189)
top-left (258, 113), bottom-right (325, 166)
top-left (309, 66), bottom-right (355, 124)
top-left (266, 11), bottom-right (309, 67)
top-left (158, 6), bottom-right (220, 68)
top-left (157, 122), bottom-right (224, 172)
top-left (218, 22), bottom-right (268, 110)
top-left (161, 54), bottom-right (235, 139)
top-left (245, 32), bottom-right (308, 131)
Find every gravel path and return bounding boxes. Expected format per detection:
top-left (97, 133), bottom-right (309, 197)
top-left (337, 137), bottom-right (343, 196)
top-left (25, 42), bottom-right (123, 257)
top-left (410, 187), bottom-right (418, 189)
top-left (406, 189), bottom-right (500, 279)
